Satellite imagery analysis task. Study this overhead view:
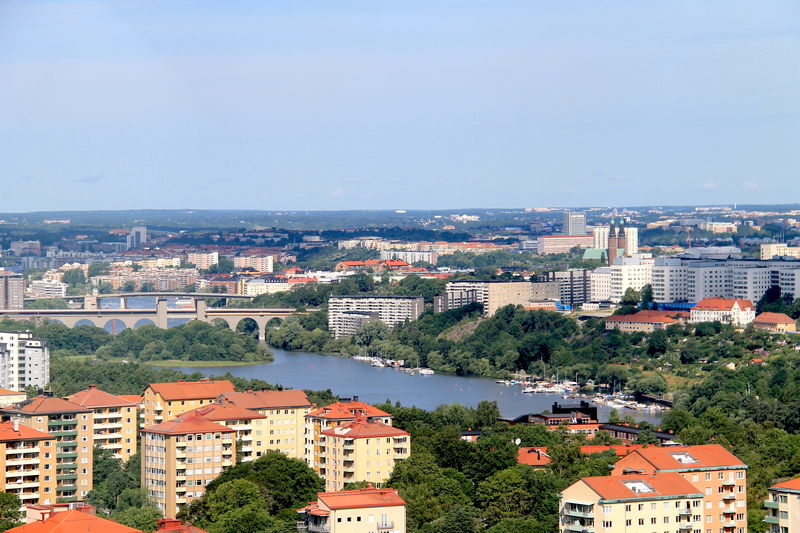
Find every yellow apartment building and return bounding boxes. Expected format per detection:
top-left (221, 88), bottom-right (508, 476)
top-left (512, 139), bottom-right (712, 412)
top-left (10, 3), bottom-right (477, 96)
top-left (1, 395), bottom-right (94, 502)
top-left (183, 400), bottom-right (266, 462)
top-left (0, 388), bottom-right (27, 407)
top-left (141, 413), bottom-right (236, 518)
top-left (320, 418), bottom-right (410, 492)
top-left (305, 399), bottom-right (393, 474)
top-left (218, 389), bottom-right (312, 459)
top-left (0, 419), bottom-right (57, 506)
top-left (559, 473), bottom-right (703, 533)
top-left (612, 444), bottom-right (748, 533)
top-left (141, 379), bottom-right (235, 427)
top-left (765, 477), bottom-right (800, 532)
top-left (66, 386), bottom-right (139, 461)
top-left (297, 486), bottom-right (407, 533)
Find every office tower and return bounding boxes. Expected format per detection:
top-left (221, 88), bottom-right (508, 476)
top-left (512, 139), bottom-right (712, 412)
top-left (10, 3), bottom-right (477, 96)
top-left (0, 271), bottom-right (24, 310)
top-left (563, 211), bottom-right (586, 236)
top-left (126, 226), bottom-right (148, 250)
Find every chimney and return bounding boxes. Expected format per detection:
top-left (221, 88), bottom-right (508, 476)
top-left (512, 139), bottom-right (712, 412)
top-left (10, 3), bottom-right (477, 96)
top-left (353, 395), bottom-right (359, 402)
top-left (12, 418), bottom-right (19, 432)
top-left (89, 385), bottom-right (97, 390)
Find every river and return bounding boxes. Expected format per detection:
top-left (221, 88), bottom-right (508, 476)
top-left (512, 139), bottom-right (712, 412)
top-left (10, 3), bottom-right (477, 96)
top-left (168, 348), bottom-right (663, 423)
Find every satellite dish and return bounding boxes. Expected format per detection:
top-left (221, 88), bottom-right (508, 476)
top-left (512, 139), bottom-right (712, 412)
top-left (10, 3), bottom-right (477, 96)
top-left (514, 438), bottom-right (521, 446)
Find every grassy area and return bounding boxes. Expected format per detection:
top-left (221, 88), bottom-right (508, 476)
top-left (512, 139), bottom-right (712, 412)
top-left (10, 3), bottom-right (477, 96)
top-left (143, 359), bottom-right (264, 367)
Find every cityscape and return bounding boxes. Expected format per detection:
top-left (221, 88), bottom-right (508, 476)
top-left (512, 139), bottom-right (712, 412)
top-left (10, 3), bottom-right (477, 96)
top-left (2, 1), bottom-right (799, 533)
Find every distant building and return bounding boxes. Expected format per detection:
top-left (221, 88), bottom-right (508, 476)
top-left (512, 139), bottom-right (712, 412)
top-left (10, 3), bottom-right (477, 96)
top-left (141, 379), bottom-right (236, 428)
top-left (441, 280), bottom-right (532, 316)
top-left (537, 235), bottom-right (594, 255)
top-left (380, 250), bottom-right (439, 265)
top-left (530, 281), bottom-right (560, 301)
top-left (589, 267), bottom-right (612, 302)
top-left (26, 280), bottom-right (68, 299)
top-left (0, 271), bottom-right (24, 310)
top-left (752, 312), bottom-right (797, 333)
top-left (609, 256), bottom-right (653, 303)
top-left (10, 241), bottom-right (41, 256)
top-left (233, 255), bottom-right (274, 273)
top-left (0, 331), bottom-right (49, 391)
top-left (297, 487), bottom-right (407, 533)
top-left (605, 310), bottom-right (689, 333)
top-left (545, 270), bottom-right (591, 308)
top-left (761, 243), bottom-right (800, 260)
top-left (563, 211), bottom-right (586, 236)
top-left (689, 298), bottom-right (755, 327)
top-left (126, 227), bottom-right (147, 250)
top-left (328, 296), bottom-right (424, 338)
top-left (66, 386), bottom-right (139, 461)
top-left (186, 252), bottom-right (219, 270)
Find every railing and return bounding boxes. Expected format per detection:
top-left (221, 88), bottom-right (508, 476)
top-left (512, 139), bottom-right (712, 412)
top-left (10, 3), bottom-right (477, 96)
top-left (764, 500), bottom-right (779, 509)
top-left (307, 523), bottom-right (330, 533)
top-left (377, 521), bottom-right (394, 530)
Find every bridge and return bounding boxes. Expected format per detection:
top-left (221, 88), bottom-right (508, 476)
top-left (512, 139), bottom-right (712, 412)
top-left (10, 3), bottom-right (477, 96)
top-left (23, 293), bottom-right (256, 306)
top-left (0, 299), bottom-right (309, 341)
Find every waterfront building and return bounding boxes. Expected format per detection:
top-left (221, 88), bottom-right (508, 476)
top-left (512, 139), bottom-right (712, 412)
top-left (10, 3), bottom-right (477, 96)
top-left (328, 296), bottom-right (424, 338)
top-left (559, 472), bottom-right (703, 533)
top-left (1, 396), bottom-right (95, 501)
top-left (319, 418), bottom-right (410, 491)
top-left (297, 486), bottom-right (407, 533)
top-left (0, 420), bottom-right (57, 506)
top-left (0, 331), bottom-right (50, 392)
top-left (141, 379), bottom-right (235, 428)
top-left (141, 413), bottom-right (236, 518)
top-left (66, 386), bottom-right (139, 461)
top-left (441, 280), bottom-right (532, 316)
top-left (611, 444), bottom-right (748, 533)
top-left (219, 389), bottom-right (313, 459)
top-left (0, 271), bottom-right (24, 310)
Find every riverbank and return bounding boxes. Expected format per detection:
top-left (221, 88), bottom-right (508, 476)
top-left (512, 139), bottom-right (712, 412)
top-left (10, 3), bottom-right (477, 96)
top-left (145, 359), bottom-right (262, 367)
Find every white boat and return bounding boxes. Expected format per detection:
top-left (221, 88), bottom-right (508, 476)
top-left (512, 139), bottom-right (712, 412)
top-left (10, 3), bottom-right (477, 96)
top-left (522, 386), bottom-right (536, 393)
top-left (418, 368), bottom-right (435, 375)
top-left (371, 360), bottom-right (385, 367)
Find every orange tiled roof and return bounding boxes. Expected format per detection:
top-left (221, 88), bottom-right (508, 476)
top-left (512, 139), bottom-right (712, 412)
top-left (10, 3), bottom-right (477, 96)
top-left (517, 447), bottom-right (551, 466)
top-left (754, 312), bottom-right (796, 325)
top-left (772, 477), bottom-right (800, 491)
top-left (581, 472), bottom-right (702, 501)
top-left (0, 420), bottom-right (54, 442)
top-left (142, 413), bottom-right (235, 435)
top-left (6, 509), bottom-right (143, 533)
top-left (3, 396), bottom-right (91, 415)
top-left (118, 395), bottom-right (143, 404)
top-left (184, 402), bottom-right (266, 421)
top-left (322, 418), bottom-right (409, 439)
top-left (606, 313), bottom-right (676, 324)
top-left (220, 390), bottom-right (312, 409)
top-left (148, 379), bottom-right (235, 401)
top-left (316, 487), bottom-right (406, 510)
top-left (627, 444), bottom-right (745, 470)
top-left (67, 386), bottom-right (140, 409)
top-left (307, 401), bottom-right (390, 420)
top-left (0, 388), bottom-right (26, 396)
top-left (693, 298), bottom-right (754, 311)
top-left (154, 518), bottom-right (209, 533)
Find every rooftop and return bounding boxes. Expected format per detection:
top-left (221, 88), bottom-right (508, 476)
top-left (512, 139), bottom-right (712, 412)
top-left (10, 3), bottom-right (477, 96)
top-left (219, 389), bottom-right (312, 409)
top-left (147, 379), bottom-right (235, 401)
top-left (0, 420), bottom-right (54, 442)
top-left (625, 444), bottom-right (745, 471)
top-left (2, 395), bottom-right (91, 416)
top-left (142, 413), bottom-right (235, 436)
top-left (580, 472), bottom-right (702, 501)
top-left (67, 386), bottom-right (140, 409)
top-left (307, 400), bottom-right (391, 421)
top-left (183, 401), bottom-right (266, 421)
top-left (772, 477), bottom-right (800, 492)
top-left (754, 312), bottom-right (796, 325)
top-left (6, 509), bottom-right (143, 533)
top-left (322, 418), bottom-right (409, 439)
top-left (693, 298), bottom-right (754, 311)
top-left (314, 487), bottom-right (406, 510)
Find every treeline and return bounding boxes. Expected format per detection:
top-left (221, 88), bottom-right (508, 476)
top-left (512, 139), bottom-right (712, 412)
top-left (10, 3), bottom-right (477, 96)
top-left (0, 318), bottom-right (271, 363)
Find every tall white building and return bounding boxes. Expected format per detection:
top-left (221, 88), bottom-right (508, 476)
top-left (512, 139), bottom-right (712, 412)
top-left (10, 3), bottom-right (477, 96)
top-left (328, 296), bottom-right (425, 338)
top-left (27, 280), bottom-right (68, 298)
top-left (0, 331), bottom-right (50, 391)
top-left (563, 211), bottom-right (586, 236)
top-left (126, 226), bottom-right (147, 250)
top-left (592, 225), bottom-right (638, 255)
top-left (589, 267), bottom-right (612, 301)
top-left (609, 256), bottom-right (653, 303)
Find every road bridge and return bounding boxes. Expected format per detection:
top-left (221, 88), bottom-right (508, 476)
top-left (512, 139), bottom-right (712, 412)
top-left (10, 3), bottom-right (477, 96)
top-left (0, 299), bottom-right (309, 341)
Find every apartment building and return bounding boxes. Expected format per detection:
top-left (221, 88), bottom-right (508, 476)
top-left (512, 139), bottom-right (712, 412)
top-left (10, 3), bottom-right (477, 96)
top-left (26, 280), bottom-right (68, 299)
top-left (217, 389), bottom-right (312, 459)
top-left (66, 386), bottom-right (138, 461)
top-left (537, 235), bottom-right (594, 255)
top-left (379, 250), bottom-right (438, 265)
top-left (441, 280), bottom-right (532, 316)
top-left (545, 270), bottom-right (591, 308)
top-left (0, 331), bottom-right (50, 391)
top-left (589, 267), bottom-right (612, 302)
top-left (0, 388), bottom-right (27, 407)
top-left (765, 477), bottom-right (800, 532)
top-left (1, 396), bottom-right (95, 501)
top-left (559, 472), bottom-right (703, 533)
top-left (319, 418), bottom-right (410, 491)
top-left (142, 413), bottom-right (236, 518)
top-left (328, 296), bottom-right (424, 338)
top-left (0, 420), bottom-right (57, 506)
top-left (182, 401), bottom-right (266, 462)
top-left (306, 399), bottom-right (393, 473)
top-left (141, 379), bottom-right (235, 428)
top-left (752, 312), bottom-right (797, 333)
top-left (297, 487), bottom-right (407, 533)
top-left (605, 310), bottom-right (688, 333)
top-left (612, 444), bottom-right (748, 533)
top-left (689, 298), bottom-right (756, 327)
top-left (609, 256), bottom-right (653, 303)
top-left (186, 252), bottom-right (219, 270)
top-left (233, 255), bottom-right (274, 273)
top-left (0, 271), bottom-right (24, 310)
top-left (761, 243), bottom-right (800, 260)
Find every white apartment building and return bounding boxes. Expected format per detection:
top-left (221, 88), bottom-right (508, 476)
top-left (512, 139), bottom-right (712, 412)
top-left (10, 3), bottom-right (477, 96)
top-left (609, 256), bottom-right (653, 303)
top-left (761, 243), bottom-right (800, 260)
top-left (589, 267), bottom-right (612, 301)
top-left (689, 298), bottom-right (755, 327)
top-left (379, 250), bottom-right (439, 265)
top-left (26, 279), bottom-right (68, 298)
top-left (234, 255), bottom-right (275, 273)
top-left (443, 280), bottom-right (533, 316)
top-left (328, 296), bottom-right (425, 338)
top-left (0, 331), bottom-right (50, 391)
top-left (186, 252), bottom-right (219, 270)
top-left (242, 278), bottom-right (289, 296)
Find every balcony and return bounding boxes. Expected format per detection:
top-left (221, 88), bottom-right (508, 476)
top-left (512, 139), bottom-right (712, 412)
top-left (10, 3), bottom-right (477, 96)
top-left (764, 516), bottom-right (779, 525)
top-left (57, 452), bottom-right (78, 459)
top-left (48, 419), bottom-right (77, 427)
top-left (722, 480), bottom-right (736, 487)
top-left (677, 508), bottom-right (691, 516)
top-left (377, 521), bottom-right (394, 530)
top-left (722, 521), bottom-right (736, 528)
top-left (722, 493), bottom-right (736, 501)
top-left (307, 524), bottom-right (329, 533)
top-left (563, 508), bottom-right (593, 519)
top-left (6, 458), bottom-right (40, 466)
top-left (7, 446), bottom-right (39, 455)
top-left (57, 474), bottom-right (78, 482)
top-left (764, 500), bottom-right (779, 509)
top-left (56, 484), bottom-right (78, 492)
top-left (563, 524), bottom-right (593, 533)
top-left (7, 470), bottom-right (39, 478)
top-left (51, 431), bottom-right (78, 438)
top-left (56, 463), bottom-right (77, 470)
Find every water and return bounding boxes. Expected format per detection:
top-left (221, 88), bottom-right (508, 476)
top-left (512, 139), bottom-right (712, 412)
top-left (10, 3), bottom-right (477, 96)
top-left (169, 348), bottom-right (663, 422)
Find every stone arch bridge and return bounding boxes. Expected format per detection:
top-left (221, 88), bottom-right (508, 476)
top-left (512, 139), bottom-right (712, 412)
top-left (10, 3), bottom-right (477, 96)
top-left (0, 299), bottom-right (311, 341)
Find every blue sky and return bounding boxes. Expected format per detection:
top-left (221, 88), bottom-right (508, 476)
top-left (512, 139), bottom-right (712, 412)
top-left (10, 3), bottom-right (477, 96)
top-left (1, 0), bottom-right (798, 211)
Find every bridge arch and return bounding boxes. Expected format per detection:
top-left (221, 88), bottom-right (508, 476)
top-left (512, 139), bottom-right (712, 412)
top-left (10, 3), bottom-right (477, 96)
top-left (75, 318), bottom-right (99, 328)
top-left (133, 318), bottom-right (156, 329)
top-left (210, 318), bottom-right (231, 329)
top-left (103, 319), bottom-right (128, 335)
top-left (235, 318), bottom-right (259, 339)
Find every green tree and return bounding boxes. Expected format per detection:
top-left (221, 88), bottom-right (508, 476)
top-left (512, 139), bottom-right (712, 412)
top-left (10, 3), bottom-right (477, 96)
top-left (353, 321), bottom-right (390, 346)
top-left (62, 268), bottom-right (86, 286)
top-left (111, 507), bottom-right (161, 532)
top-left (621, 287), bottom-right (641, 306)
top-left (0, 492), bottom-right (22, 531)
top-left (640, 284), bottom-right (654, 310)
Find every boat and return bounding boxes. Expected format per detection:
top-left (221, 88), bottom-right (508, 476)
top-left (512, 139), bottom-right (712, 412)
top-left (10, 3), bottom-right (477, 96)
top-left (417, 368), bottom-right (435, 375)
top-left (522, 386), bottom-right (536, 393)
top-left (371, 360), bottom-right (385, 368)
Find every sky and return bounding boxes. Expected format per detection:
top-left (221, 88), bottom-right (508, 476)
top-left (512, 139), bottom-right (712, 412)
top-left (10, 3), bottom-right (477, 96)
top-left (1, 0), bottom-right (799, 212)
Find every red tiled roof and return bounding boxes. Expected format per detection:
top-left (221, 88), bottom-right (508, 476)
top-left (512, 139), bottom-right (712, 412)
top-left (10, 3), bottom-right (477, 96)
top-left (0, 388), bottom-right (26, 396)
top-left (67, 386), bottom-right (139, 409)
top-left (772, 477), bottom-right (800, 491)
top-left (693, 298), bottom-right (754, 311)
top-left (220, 390), bottom-right (312, 409)
top-left (288, 277), bottom-right (317, 283)
top-left (3, 396), bottom-right (91, 415)
top-left (754, 312), bottom-right (796, 325)
top-left (148, 380), bottom-right (235, 401)
top-left (154, 518), bottom-right (209, 533)
top-left (6, 509), bottom-right (143, 533)
top-left (142, 413), bottom-right (235, 435)
top-left (517, 445), bottom-right (643, 467)
top-left (0, 420), bottom-right (54, 442)
top-left (118, 395), bottom-right (143, 404)
top-left (606, 312), bottom-right (676, 324)
top-left (322, 418), bottom-right (409, 439)
top-left (580, 472), bottom-right (702, 500)
top-left (184, 402), bottom-right (266, 421)
top-left (626, 444), bottom-right (745, 470)
top-left (316, 488), bottom-right (406, 510)
top-left (307, 401), bottom-right (390, 420)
